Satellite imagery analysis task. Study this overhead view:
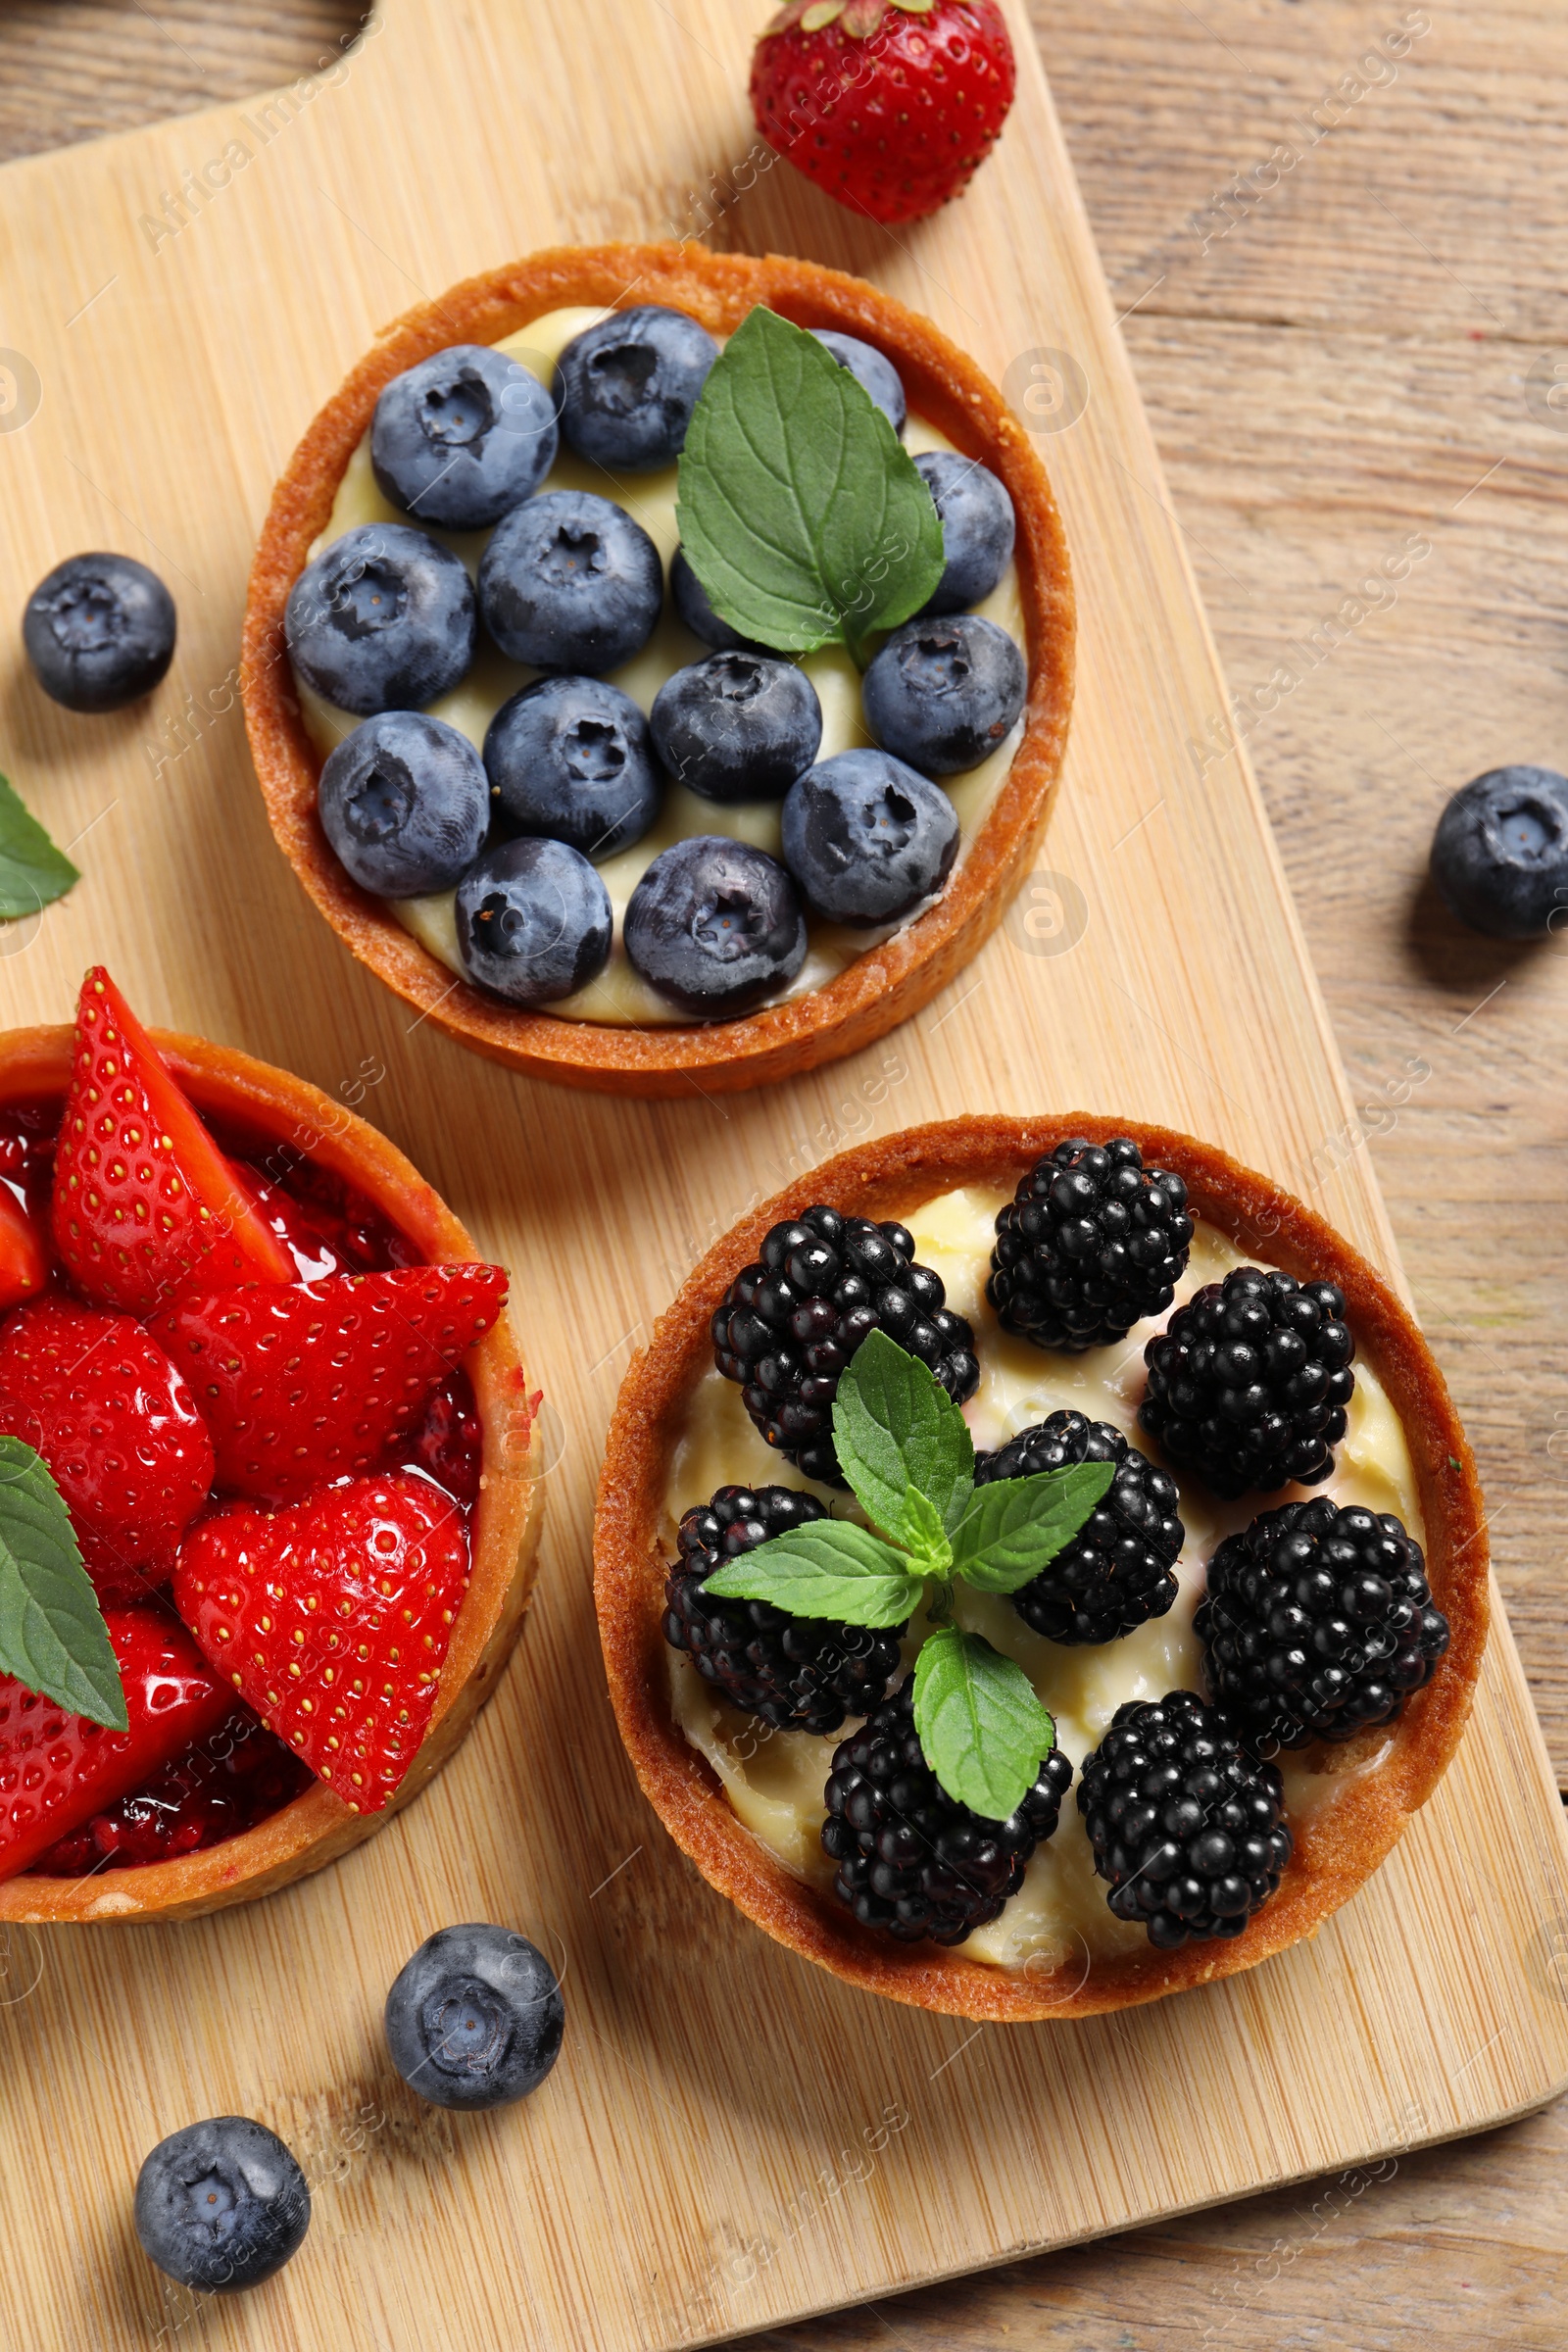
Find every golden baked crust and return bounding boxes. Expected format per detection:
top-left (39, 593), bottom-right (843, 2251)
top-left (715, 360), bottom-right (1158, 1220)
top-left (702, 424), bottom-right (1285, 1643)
top-left (0, 1026), bottom-right (542, 1924)
top-left (241, 243), bottom-right (1075, 1096)
top-left (593, 1115), bottom-right (1489, 2020)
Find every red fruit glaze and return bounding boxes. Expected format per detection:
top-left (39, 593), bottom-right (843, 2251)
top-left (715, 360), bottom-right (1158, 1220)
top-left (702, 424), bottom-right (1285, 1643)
top-left (0, 1185), bottom-right (48, 1312)
top-left (51, 967), bottom-right (293, 1315)
top-left (0, 1607), bottom-right (230, 1881)
top-left (173, 1474), bottom-right (470, 1811)
top-left (0, 1298), bottom-right (215, 1598)
top-left (151, 1263), bottom-right (508, 1506)
top-left (751, 0), bottom-right (1016, 226)
top-left (29, 1703), bottom-right (314, 1875)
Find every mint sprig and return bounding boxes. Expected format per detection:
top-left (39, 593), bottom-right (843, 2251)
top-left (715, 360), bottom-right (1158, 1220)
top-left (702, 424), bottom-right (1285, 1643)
top-left (694, 1331), bottom-right (1113, 1819)
top-left (675, 307), bottom-right (945, 665)
top-left (0, 1438), bottom-right (126, 1728)
top-left (0, 773), bottom-right (78, 920)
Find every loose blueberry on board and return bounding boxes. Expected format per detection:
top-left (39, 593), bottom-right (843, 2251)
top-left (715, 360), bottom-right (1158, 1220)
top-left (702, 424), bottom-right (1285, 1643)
top-left (669, 546), bottom-right (764, 654)
top-left (913, 452), bottom-right (1016, 615)
top-left (781, 748), bottom-right (958, 924)
top-left (478, 490), bottom-right (662, 674)
top-left (484, 675), bottom-right (662, 859)
top-left (286, 523), bottom-right (476, 716)
top-left (808, 329), bottom-right (908, 434)
top-left (861, 613), bottom-right (1027, 776)
top-left (650, 652), bottom-right (823, 805)
top-left (384, 1923), bottom-right (564, 2111)
top-left (318, 710), bottom-right (488, 897)
top-left (622, 835), bottom-right (808, 1017)
top-left (1429, 763), bottom-right (1568, 938)
top-left (455, 836), bottom-right (612, 1006)
top-left (371, 343), bottom-right (560, 529)
top-left (24, 552), bottom-right (176, 712)
top-left (133, 2116), bottom-right (311, 2293)
top-left (556, 305), bottom-right (718, 471)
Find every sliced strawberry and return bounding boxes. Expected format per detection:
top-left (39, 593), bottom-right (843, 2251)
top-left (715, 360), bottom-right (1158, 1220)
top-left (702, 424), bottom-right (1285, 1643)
top-left (0, 1606), bottom-right (230, 1881)
top-left (151, 1263), bottom-right (508, 1505)
top-left (0, 1298), bottom-right (215, 1599)
top-left (0, 1184), bottom-right (48, 1311)
top-left (51, 967), bottom-right (293, 1316)
top-left (173, 1474), bottom-right (469, 1812)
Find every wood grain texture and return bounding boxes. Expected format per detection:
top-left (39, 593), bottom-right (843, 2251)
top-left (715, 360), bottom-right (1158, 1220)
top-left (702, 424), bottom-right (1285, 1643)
top-left (0, 3), bottom-right (1563, 2349)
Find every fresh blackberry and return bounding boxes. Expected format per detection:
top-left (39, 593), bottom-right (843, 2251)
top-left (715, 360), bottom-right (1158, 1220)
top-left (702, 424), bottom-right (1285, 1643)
top-left (710, 1205), bottom-right (979, 1486)
top-left (1077, 1690), bottom-right (1292, 1950)
top-left (662, 1484), bottom-right (906, 1735)
top-left (976, 1411), bottom-right (1184, 1644)
top-left (822, 1677), bottom-right (1073, 1945)
top-left (1197, 1498), bottom-right (1449, 1749)
top-left (988, 1137), bottom-right (1194, 1351)
top-left (1140, 1266), bottom-right (1355, 1498)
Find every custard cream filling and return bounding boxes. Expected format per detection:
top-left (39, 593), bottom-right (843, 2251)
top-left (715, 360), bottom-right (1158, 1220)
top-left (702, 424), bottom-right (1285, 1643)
top-left (662, 1188), bottom-right (1423, 1969)
top-left (300, 307), bottom-right (1025, 1028)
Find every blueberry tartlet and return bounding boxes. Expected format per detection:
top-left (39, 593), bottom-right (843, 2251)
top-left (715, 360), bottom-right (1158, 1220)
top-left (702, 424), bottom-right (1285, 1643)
top-left (243, 245), bottom-right (1073, 1096)
top-left (594, 1117), bottom-right (1487, 2021)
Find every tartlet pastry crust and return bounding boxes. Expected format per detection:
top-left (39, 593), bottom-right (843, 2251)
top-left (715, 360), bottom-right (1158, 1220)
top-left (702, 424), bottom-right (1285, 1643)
top-left (241, 243), bottom-right (1075, 1096)
top-left (0, 1025), bottom-right (541, 1924)
top-left (594, 1116), bottom-right (1489, 2020)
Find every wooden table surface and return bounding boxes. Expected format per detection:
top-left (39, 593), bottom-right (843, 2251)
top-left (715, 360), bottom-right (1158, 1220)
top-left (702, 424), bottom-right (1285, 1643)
top-left (1, 0), bottom-right (1563, 2341)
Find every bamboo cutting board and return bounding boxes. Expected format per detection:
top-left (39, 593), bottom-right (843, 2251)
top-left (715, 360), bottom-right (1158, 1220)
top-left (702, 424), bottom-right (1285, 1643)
top-left (0, 6), bottom-right (1563, 2348)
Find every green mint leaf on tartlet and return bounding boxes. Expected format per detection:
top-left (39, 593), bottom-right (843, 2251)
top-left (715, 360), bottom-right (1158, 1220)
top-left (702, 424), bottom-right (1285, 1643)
top-left (831, 1325), bottom-right (974, 1543)
top-left (0, 1438), bottom-right (126, 1728)
top-left (912, 1624), bottom-right (1056, 1820)
top-left (0, 773), bottom-right (79, 920)
top-left (951, 1462), bottom-right (1116, 1593)
top-left (899, 1484), bottom-right (953, 1574)
top-left (676, 306), bottom-right (945, 663)
top-left (701, 1517), bottom-right (923, 1629)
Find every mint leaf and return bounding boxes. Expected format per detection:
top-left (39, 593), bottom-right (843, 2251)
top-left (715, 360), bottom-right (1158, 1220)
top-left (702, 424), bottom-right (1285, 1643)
top-left (0, 1439), bottom-right (125, 1727)
top-left (832, 1329), bottom-right (974, 1545)
top-left (676, 307), bottom-right (945, 662)
top-left (701, 1518), bottom-right (923, 1628)
top-left (901, 1485), bottom-right (953, 1573)
top-left (0, 774), bottom-right (78, 920)
top-left (952, 1462), bottom-right (1117, 1593)
top-left (911, 1626), bottom-right (1055, 1820)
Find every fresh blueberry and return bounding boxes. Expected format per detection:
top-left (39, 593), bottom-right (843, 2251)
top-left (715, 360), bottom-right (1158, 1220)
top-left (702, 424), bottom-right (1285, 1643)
top-left (862, 613), bottom-right (1027, 775)
top-left (782, 749), bottom-right (958, 925)
top-left (455, 835), bottom-right (612, 1005)
top-left (914, 452), bottom-right (1015, 614)
top-left (24, 552), bottom-right (175, 712)
top-left (810, 330), bottom-right (907, 435)
top-left (286, 523), bottom-right (476, 716)
top-left (650, 652), bottom-right (822, 805)
top-left (478, 491), bottom-right (662, 674)
top-left (318, 710), bottom-right (488, 897)
top-left (384, 1923), bottom-right (564, 2112)
top-left (557, 306), bottom-right (717, 472)
top-left (371, 343), bottom-right (559, 529)
top-left (1430, 765), bottom-right (1568, 939)
top-left (484, 676), bottom-right (661, 858)
top-left (669, 546), bottom-right (764, 654)
top-left (624, 836), bottom-right (807, 1016)
top-left (133, 2116), bottom-right (310, 2294)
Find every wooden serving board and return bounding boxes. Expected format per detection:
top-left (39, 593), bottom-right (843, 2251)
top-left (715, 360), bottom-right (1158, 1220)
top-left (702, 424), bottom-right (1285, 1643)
top-left (0, 6), bottom-right (1563, 2347)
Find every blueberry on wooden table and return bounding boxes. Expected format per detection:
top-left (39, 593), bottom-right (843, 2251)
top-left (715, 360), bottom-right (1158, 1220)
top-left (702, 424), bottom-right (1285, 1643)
top-left (133, 2116), bottom-right (310, 2293)
top-left (318, 710), bottom-right (488, 897)
top-left (1429, 763), bottom-right (1568, 938)
top-left (556, 305), bottom-right (717, 471)
top-left (781, 747), bottom-right (957, 925)
top-left (623, 835), bottom-right (807, 1016)
top-left (650, 651), bottom-right (823, 805)
top-left (478, 489), bottom-right (662, 674)
top-left (484, 674), bottom-right (662, 858)
top-left (285, 522), bottom-right (476, 716)
top-left (371, 343), bottom-right (559, 529)
top-left (24, 551), bottom-right (175, 712)
top-left (861, 612), bottom-right (1026, 776)
top-left (384, 1923), bottom-right (564, 2111)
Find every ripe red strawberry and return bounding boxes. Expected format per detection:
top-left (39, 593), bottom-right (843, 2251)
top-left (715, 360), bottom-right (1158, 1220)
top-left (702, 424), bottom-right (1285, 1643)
top-left (0, 1298), bottom-right (215, 1599)
top-left (0, 1606), bottom-right (229, 1881)
top-left (0, 1184), bottom-right (48, 1312)
top-left (751, 0), bottom-right (1016, 226)
top-left (151, 1263), bottom-right (508, 1505)
top-left (51, 967), bottom-right (294, 1316)
top-left (172, 1475), bottom-right (469, 1812)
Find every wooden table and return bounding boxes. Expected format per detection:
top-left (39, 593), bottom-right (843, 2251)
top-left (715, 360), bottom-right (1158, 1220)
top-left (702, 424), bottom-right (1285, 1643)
top-left (1, 1), bottom-right (1563, 2340)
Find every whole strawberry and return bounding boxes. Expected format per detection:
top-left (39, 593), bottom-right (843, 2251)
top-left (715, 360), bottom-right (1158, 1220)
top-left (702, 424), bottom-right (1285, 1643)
top-left (751, 0), bottom-right (1015, 227)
